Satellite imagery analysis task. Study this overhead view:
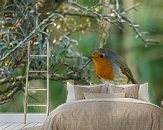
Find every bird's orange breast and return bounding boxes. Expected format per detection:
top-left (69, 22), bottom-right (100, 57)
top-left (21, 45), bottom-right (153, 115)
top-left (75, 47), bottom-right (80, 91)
top-left (93, 58), bottom-right (114, 80)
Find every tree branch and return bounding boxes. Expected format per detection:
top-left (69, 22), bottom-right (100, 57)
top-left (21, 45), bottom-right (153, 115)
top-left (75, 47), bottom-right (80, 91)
top-left (1, 1), bottom-right (159, 64)
top-left (0, 13), bottom-right (63, 63)
top-left (0, 84), bottom-right (21, 105)
top-left (0, 72), bottom-right (83, 85)
top-left (121, 16), bottom-right (160, 46)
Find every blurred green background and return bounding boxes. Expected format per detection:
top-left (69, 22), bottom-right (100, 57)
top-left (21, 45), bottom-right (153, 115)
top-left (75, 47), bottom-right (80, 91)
top-left (0, 0), bottom-right (163, 113)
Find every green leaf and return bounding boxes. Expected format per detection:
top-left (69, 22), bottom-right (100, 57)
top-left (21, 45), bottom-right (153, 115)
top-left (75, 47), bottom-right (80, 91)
top-left (0, 28), bottom-right (9, 35)
top-left (0, 42), bottom-right (6, 46)
top-left (0, 21), bottom-right (3, 26)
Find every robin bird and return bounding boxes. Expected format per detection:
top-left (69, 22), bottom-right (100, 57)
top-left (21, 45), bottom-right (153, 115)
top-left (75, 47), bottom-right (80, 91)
top-left (92, 48), bottom-right (138, 84)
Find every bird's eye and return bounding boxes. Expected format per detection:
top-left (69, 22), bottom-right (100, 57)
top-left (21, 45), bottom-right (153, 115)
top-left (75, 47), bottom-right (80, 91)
top-left (99, 54), bottom-right (104, 58)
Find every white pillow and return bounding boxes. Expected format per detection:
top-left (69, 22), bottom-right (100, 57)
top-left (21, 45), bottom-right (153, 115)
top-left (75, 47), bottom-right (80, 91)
top-left (138, 83), bottom-right (150, 102)
top-left (66, 82), bottom-right (76, 103)
top-left (84, 93), bottom-right (126, 99)
top-left (161, 101), bottom-right (163, 106)
top-left (66, 82), bottom-right (108, 103)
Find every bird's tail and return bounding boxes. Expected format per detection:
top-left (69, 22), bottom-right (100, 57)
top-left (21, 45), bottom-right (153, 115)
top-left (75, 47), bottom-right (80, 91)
top-left (130, 77), bottom-right (139, 84)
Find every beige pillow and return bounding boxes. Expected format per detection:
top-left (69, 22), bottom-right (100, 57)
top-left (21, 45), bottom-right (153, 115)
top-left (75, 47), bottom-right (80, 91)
top-left (84, 93), bottom-right (126, 99)
top-left (66, 82), bottom-right (108, 103)
top-left (109, 84), bottom-right (139, 99)
top-left (74, 85), bottom-right (102, 100)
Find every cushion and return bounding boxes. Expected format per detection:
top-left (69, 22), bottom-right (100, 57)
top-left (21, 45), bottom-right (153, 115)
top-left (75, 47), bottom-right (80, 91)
top-left (66, 82), bottom-right (76, 103)
top-left (138, 83), bottom-right (150, 102)
top-left (161, 101), bottom-right (163, 106)
top-left (66, 82), bottom-right (108, 103)
top-left (84, 92), bottom-right (126, 99)
top-left (109, 84), bottom-right (139, 99)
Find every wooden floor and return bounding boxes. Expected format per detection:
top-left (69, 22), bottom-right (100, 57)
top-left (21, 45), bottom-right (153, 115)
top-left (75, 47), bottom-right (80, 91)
top-left (0, 122), bottom-right (43, 130)
top-left (0, 114), bottom-right (46, 130)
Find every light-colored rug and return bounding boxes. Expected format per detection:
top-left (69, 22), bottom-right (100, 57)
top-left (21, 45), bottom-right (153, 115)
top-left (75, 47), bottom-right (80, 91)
top-left (20, 126), bottom-right (42, 130)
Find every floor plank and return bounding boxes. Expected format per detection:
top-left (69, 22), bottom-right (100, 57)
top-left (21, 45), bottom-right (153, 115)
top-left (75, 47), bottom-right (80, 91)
top-left (0, 123), bottom-right (15, 130)
top-left (0, 122), bottom-right (43, 130)
top-left (13, 123), bottom-right (30, 130)
top-left (34, 122), bottom-right (43, 127)
top-left (3, 123), bottom-right (21, 130)
top-left (22, 123), bottom-right (38, 129)
top-left (0, 123), bottom-right (6, 127)
top-left (0, 114), bottom-right (47, 123)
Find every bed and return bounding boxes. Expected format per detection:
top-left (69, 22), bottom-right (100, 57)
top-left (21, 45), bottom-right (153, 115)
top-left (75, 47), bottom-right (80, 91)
top-left (42, 82), bottom-right (163, 130)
